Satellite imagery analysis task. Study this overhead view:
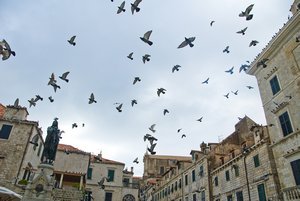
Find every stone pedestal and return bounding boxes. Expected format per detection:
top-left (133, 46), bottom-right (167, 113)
top-left (22, 163), bottom-right (54, 201)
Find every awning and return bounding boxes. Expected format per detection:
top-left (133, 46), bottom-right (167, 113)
top-left (0, 186), bottom-right (22, 201)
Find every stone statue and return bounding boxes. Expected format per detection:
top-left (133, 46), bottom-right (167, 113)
top-left (41, 118), bottom-right (61, 164)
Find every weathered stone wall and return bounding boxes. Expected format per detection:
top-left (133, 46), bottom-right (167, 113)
top-left (53, 188), bottom-right (84, 201)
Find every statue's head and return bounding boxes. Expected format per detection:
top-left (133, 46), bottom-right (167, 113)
top-left (52, 118), bottom-right (58, 127)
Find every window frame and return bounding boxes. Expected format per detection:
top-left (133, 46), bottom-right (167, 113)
top-left (225, 170), bottom-right (230, 181)
top-left (279, 111), bottom-right (293, 137)
top-left (253, 154), bottom-right (260, 168)
top-left (0, 124), bottom-right (13, 140)
top-left (107, 169), bottom-right (115, 182)
top-left (269, 75), bottom-right (281, 95)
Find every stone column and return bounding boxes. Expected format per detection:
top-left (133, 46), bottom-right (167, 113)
top-left (59, 173), bottom-right (64, 188)
top-left (79, 175), bottom-right (83, 190)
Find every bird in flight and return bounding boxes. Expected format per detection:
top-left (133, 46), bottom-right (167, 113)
top-left (236, 27), bottom-right (248, 35)
top-left (127, 52), bottom-right (133, 60)
top-left (210, 20), bottom-right (215, 26)
top-left (202, 78), bottom-right (209, 84)
top-left (133, 157), bottom-right (139, 164)
top-left (131, 99), bottom-right (137, 107)
top-left (224, 93), bottom-right (229, 99)
top-left (257, 58), bottom-right (269, 68)
top-left (28, 98), bottom-right (36, 108)
top-left (72, 123), bottom-right (78, 129)
top-left (48, 96), bottom-right (54, 103)
top-left (172, 65), bottom-right (181, 73)
top-left (181, 134), bottom-right (186, 138)
top-left (68, 35), bottom-right (76, 46)
top-left (117, 1), bottom-right (126, 14)
top-left (157, 88), bottom-right (166, 97)
top-left (59, 71), bottom-right (70, 82)
top-left (231, 90), bottom-right (239, 95)
top-left (197, 117), bottom-right (203, 122)
top-left (116, 103), bottom-right (123, 112)
top-left (225, 67), bottom-right (234, 74)
top-left (48, 73), bottom-right (60, 92)
top-left (142, 54), bottom-right (151, 63)
top-left (133, 77), bottom-right (141, 85)
top-left (178, 37), bottom-right (196, 48)
top-left (249, 40), bottom-right (259, 47)
top-left (177, 128), bottom-right (182, 133)
top-left (246, 86), bottom-right (254, 89)
top-left (140, 30), bottom-right (153, 46)
top-left (89, 93), bottom-right (97, 104)
top-left (223, 46), bottom-right (230, 53)
top-left (163, 109), bottom-right (169, 115)
top-left (147, 143), bottom-right (157, 155)
top-left (0, 39), bottom-right (15, 60)
top-left (239, 64), bottom-right (250, 72)
top-left (98, 177), bottom-right (109, 189)
top-left (131, 0), bottom-right (142, 14)
top-left (149, 124), bottom-right (156, 133)
top-left (239, 4), bottom-right (254, 21)
top-left (34, 95), bottom-right (43, 102)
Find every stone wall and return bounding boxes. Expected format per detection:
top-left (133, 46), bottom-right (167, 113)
top-left (53, 188), bottom-right (84, 201)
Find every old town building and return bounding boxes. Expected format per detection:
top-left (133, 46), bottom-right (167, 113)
top-left (247, 0), bottom-right (300, 199)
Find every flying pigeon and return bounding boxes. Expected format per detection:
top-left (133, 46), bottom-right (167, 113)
top-left (246, 86), bottom-right (254, 89)
top-left (236, 27), bottom-right (248, 35)
top-left (50, 82), bottom-right (61, 92)
top-left (163, 109), bottom-right (169, 115)
top-left (133, 77), bottom-right (141, 85)
top-left (98, 177), bottom-right (109, 189)
top-left (116, 103), bottom-right (123, 112)
top-left (210, 21), bottom-right (215, 26)
top-left (224, 93), bottom-right (229, 99)
top-left (82, 123), bottom-right (85, 127)
top-left (59, 71), bottom-right (70, 82)
top-left (140, 30), bottom-right (153, 46)
top-left (172, 65), bottom-right (181, 73)
top-left (223, 46), bottom-right (230, 53)
top-left (131, 0), bottom-right (142, 14)
top-left (89, 93), bottom-right (97, 104)
top-left (257, 58), bottom-right (269, 68)
top-left (149, 124), bottom-right (156, 133)
top-left (157, 88), bottom-right (166, 96)
top-left (142, 54), bottom-right (151, 63)
top-left (225, 67), bottom-right (234, 74)
top-left (127, 52), bottom-right (133, 60)
top-left (177, 128), bottom-right (182, 133)
top-left (202, 78), bottom-right (209, 84)
top-left (231, 90), bottom-right (239, 95)
top-left (133, 157), bottom-right (139, 164)
top-left (34, 95), bottom-right (43, 102)
top-left (68, 35), bottom-right (76, 46)
top-left (117, 1), bottom-right (126, 14)
top-left (147, 143), bottom-right (157, 155)
top-left (131, 99), bottom-right (137, 107)
top-left (13, 98), bottom-right (19, 107)
top-left (239, 64), bottom-right (250, 72)
top-left (0, 39), bottom-right (15, 60)
top-left (178, 37), bottom-right (196, 48)
top-left (249, 40), bottom-right (259, 47)
top-left (239, 4), bottom-right (254, 21)
top-left (197, 117), bottom-right (203, 122)
top-left (28, 98), bottom-right (36, 108)
top-left (143, 134), bottom-right (152, 141)
top-left (48, 96), bottom-right (54, 102)
top-left (48, 73), bottom-right (57, 85)
top-left (29, 134), bottom-right (39, 147)
top-left (181, 134), bottom-right (186, 138)
top-left (148, 136), bottom-right (158, 145)
top-left (72, 123), bottom-right (78, 128)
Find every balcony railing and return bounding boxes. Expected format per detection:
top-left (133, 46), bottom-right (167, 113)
top-left (283, 185), bottom-right (300, 200)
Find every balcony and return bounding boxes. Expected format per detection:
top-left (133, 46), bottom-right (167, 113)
top-left (282, 186), bottom-right (300, 200)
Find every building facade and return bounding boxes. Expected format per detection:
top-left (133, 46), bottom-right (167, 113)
top-left (247, 1), bottom-right (300, 199)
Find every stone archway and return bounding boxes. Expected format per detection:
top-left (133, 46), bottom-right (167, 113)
top-left (123, 194), bottom-right (135, 201)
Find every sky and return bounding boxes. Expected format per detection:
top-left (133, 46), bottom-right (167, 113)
top-left (0, 0), bottom-right (293, 176)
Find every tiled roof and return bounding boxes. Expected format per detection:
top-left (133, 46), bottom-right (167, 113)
top-left (146, 154), bottom-right (192, 162)
top-left (90, 155), bottom-right (125, 165)
top-left (57, 144), bottom-right (90, 155)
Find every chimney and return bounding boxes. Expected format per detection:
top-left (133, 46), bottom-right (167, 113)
top-left (131, 166), bottom-right (134, 173)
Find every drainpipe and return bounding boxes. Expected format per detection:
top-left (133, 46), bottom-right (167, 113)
top-left (243, 151), bottom-right (251, 201)
top-left (15, 124), bottom-right (35, 184)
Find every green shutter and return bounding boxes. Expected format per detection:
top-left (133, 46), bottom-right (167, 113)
top-left (254, 155), bottom-right (260, 167)
top-left (87, 167), bottom-right (92, 179)
top-left (257, 184), bottom-right (267, 201)
top-left (107, 170), bottom-right (115, 182)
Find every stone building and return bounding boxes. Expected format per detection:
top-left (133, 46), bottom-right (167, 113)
top-left (53, 144), bottom-right (90, 190)
top-left (85, 152), bottom-right (139, 201)
top-left (0, 104), bottom-right (44, 193)
top-left (247, 0), bottom-right (300, 199)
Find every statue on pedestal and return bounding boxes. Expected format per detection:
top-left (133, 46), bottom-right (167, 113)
top-left (41, 118), bottom-right (61, 164)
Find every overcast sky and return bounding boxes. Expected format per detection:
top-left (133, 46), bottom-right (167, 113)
top-left (0, 0), bottom-right (293, 176)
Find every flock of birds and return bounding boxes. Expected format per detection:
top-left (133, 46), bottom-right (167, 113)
top-left (2, 0), bottom-right (298, 184)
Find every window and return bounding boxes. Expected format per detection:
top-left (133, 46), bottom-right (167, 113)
top-left (236, 191), bottom-right (243, 201)
top-left (225, 170), bottom-right (230, 181)
top-left (234, 165), bottom-right (239, 177)
top-left (168, 186), bottom-right (170, 195)
top-left (123, 178), bottom-right (129, 187)
top-left (214, 176), bottom-right (218, 186)
top-left (193, 193), bottom-right (197, 201)
top-left (291, 159), bottom-right (300, 185)
top-left (179, 179), bottom-right (182, 188)
top-left (199, 165), bottom-right (204, 177)
top-left (270, 75), bottom-right (280, 95)
top-left (192, 169), bottom-right (196, 182)
top-left (175, 181), bottom-right (178, 191)
top-left (227, 194), bottom-right (233, 201)
top-left (185, 174), bottom-right (188, 185)
top-left (105, 192), bottom-right (113, 201)
top-left (257, 183), bottom-right (267, 201)
top-left (87, 167), bottom-right (93, 179)
top-left (160, 166), bottom-right (164, 175)
top-left (171, 183), bottom-right (174, 193)
top-left (0, 124), bottom-right (13, 139)
top-left (279, 111), bottom-right (293, 136)
top-left (201, 191), bottom-right (205, 201)
top-left (107, 169), bottom-right (115, 182)
top-left (253, 155), bottom-right (260, 167)
top-left (22, 169), bottom-right (31, 180)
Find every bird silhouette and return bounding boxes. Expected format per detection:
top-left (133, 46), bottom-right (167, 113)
top-left (72, 123), bottom-right (78, 129)
top-left (131, 0), bottom-right (142, 14)
top-left (133, 157), bottom-right (139, 164)
top-left (223, 46), bottom-right (230, 53)
top-left (210, 20), bottom-right (215, 26)
top-left (149, 124), bottom-right (156, 133)
top-left (127, 52), bottom-right (133, 60)
top-left (181, 134), bottom-right (186, 138)
top-left (28, 98), bottom-right (36, 108)
top-left (34, 95), bottom-right (43, 102)
top-left (143, 134), bottom-right (152, 141)
top-left (249, 40), bottom-right (259, 47)
top-left (131, 99), bottom-right (137, 107)
top-left (29, 134), bottom-right (39, 147)
top-left (142, 54), bottom-right (151, 63)
top-left (50, 82), bottom-right (61, 92)
top-left (117, 1), bottom-right (126, 14)
top-left (140, 30), bottom-right (153, 46)
top-left (225, 67), bottom-right (234, 74)
top-left (202, 78), bottom-right (209, 84)
top-left (133, 77), bottom-right (141, 85)
top-left (0, 39), bottom-right (15, 60)
top-left (239, 4), bottom-right (254, 20)
top-left (178, 37), bottom-right (196, 48)
top-left (246, 86), bottom-right (254, 89)
top-left (197, 117), bottom-right (203, 122)
top-left (98, 177), bottom-right (109, 189)
top-left (231, 90), bottom-right (239, 95)
top-left (48, 73), bottom-right (57, 85)
top-left (257, 58), bottom-right (269, 68)
top-left (147, 143), bottom-right (157, 155)
top-left (89, 93), bottom-right (97, 104)
top-left (172, 65), bottom-right (181, 73)
top-left (177, 128), bottom-right (182, 133)
top-left (157, 88), bottom-right (166, 96)
top-left (239, 64), bottom-right (250, 72)
top-left (59, 71), bottom-right (70, 82)
top-left (224, 93), bottom-right (229, 99)
top-left (116, 103), bottom-right (123, 112)
top-left (68, 35), bottom-right (76, 46)
top-left (13, 98), bottom-right (19, 107)
top-left (163, 109), bottom-right (169, 115)
top-left (237, 27), bottom-right (248, 35)
top-left (48, 96), bottom-right (54, 103)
